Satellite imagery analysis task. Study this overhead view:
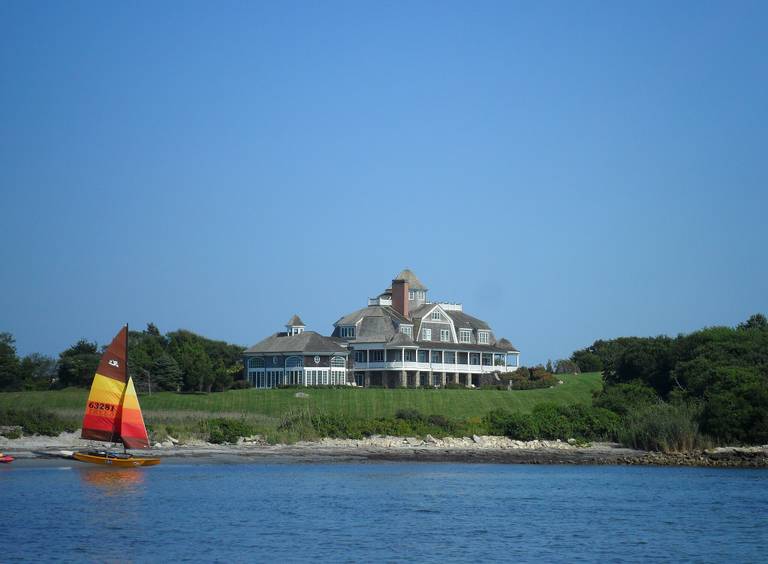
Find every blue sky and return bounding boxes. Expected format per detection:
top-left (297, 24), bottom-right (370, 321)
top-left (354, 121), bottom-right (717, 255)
top-left (1, 1), bottom-right (766, 364)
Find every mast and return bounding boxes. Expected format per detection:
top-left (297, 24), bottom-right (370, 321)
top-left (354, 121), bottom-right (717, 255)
top-left (124, 323), bottom-right (128, 454)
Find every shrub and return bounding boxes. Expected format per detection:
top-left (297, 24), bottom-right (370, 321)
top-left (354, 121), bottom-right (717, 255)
top-left (203, 418), bottom-right (258, 444)
top-left (0, 407), bottom-right (78, 436)
top-left (229, 379), bottom-right (251, 390)
top-left (618, 402), bottom-right (706, 453)
top-left (395, 408), bottom-right (424, 422)
top-left (594, 382), bottom-right (658, 416)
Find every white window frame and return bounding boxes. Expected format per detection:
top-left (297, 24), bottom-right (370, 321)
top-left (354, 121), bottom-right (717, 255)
top-left (400, 325), bottom-right (412, 337)
top-left (478, 331), bottom-right (489, 344)
top-left (431, 311), bottom-right (441, 321)
top-left (331, 356), bottom-right (345, 368)
top-left (440, 329), bottom-right (449, 342)
top-left (409, 290), bottom-right (415, 300)
top-left (459, 329), bottom-right (471, 343)
top-left (422, 328), bottom-right (432, 341)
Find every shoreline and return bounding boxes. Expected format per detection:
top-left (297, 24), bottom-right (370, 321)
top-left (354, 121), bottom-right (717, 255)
top-left (3, 433), bottom-right (768, 468)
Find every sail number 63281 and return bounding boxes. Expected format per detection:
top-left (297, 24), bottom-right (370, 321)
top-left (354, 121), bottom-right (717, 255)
top-left (88, 402), bottom-right (116, 412)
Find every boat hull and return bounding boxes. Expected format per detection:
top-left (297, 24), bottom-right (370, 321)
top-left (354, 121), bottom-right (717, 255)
top-left (0, 455), bottom-right (14, 463)
top-left (73, 452), bottom-right (160, 467)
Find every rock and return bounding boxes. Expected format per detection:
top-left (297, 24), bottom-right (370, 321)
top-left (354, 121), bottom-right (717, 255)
top-left (154, 442), bottom-right (162, 448)
top-left (406, 437), bottom-right (423, 446)
top-left (567, 438), bottom-right (577, 445)
top-left (294, 392), bottom-right (309, 398)
top-left (472, 434), bottom-right (482, 444)
top-left (425, 434), bottom-right (439, 445)
top-left (167, 435), bottom-right (179, 445)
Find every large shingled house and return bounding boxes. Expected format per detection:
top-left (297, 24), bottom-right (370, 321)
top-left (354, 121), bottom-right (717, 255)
top-left (243, 270), bottom-right (519, 388)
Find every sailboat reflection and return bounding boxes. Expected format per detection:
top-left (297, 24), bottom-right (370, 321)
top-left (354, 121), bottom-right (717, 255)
top-left (79, 467), bottom-right (146, 495)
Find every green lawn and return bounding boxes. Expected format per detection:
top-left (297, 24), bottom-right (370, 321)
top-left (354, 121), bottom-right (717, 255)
top-left (0, 372), bottom-right (602, 421)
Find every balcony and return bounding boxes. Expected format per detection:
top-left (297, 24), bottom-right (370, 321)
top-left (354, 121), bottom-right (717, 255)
top-left (352, 361), bottom-right (502, 373)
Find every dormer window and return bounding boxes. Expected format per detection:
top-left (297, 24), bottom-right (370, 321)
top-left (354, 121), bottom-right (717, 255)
top-left (340, 326), bottom-right (356, 338)
top-left (400, 325), bottom-right (412, 337)
top-left (431, 311), bottom-right (442, 321)
top-left (459, 329), bottom-right (471, 343)
top-left (478, 331), bottom-right (490, 344)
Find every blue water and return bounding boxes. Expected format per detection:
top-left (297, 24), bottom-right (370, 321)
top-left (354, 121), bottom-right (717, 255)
top-left (1, 461), bottom-right (767, 563)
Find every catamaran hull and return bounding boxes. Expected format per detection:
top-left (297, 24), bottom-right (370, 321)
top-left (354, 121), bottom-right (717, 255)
top-left (73, 452), bottom-right (160, 467)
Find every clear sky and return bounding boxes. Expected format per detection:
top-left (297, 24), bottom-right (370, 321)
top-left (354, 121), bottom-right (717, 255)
top-left (1, 1), bottom-right (766, 364)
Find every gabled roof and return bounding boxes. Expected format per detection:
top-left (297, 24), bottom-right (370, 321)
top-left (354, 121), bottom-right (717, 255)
top-left (286, 314), bottom-right (305, 327)
top-left (393, 269), bottom-right (427, 291)
top-left (245, 331), bottom-right (347, 354)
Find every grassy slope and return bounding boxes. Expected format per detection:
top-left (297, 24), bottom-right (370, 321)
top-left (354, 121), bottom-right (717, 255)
top-left (0, 373), bottom-right (602, 421)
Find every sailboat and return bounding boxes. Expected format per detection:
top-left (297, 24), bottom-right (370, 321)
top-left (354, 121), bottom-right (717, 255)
top-left (73, 325), bottom-right (160, 467)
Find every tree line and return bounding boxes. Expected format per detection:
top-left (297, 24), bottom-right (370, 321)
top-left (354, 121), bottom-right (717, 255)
top-left (569, 313), bottom-right (768, 445)
top-left (0, 323), bottom-right (245, 394)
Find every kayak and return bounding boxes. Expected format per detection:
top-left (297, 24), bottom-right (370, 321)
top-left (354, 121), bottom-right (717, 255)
top-left (0, 455), bottom-right (14, 463)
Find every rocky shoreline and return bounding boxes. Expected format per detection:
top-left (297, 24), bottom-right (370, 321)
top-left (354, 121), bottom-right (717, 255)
top-left (2, 432), bottom-right (767, 468)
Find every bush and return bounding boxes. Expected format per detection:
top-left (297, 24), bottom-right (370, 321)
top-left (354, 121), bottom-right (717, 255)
top-left (229, 379), bottom-right (251, 390)
top-left (594, 382), bottom-right (659, 416)
top-left (395, 408), bottom-right (424, 422)
top-left (554, 359), bottom-right (580, 374)
top-left (618, 402), bottom-right (706, 453)
top-left (203, 418), bottom-right (257, 444)
top-left (485, 404), bottom-right (619, 442)
top-left (0, 407), bottom-right (78, 436)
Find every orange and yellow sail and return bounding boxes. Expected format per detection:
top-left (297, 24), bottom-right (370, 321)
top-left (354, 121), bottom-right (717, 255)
top-left (81, 326), bottom-right (150, 449)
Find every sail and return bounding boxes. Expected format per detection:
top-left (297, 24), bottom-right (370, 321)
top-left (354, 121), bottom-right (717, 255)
top-left (81, 326), bottom-right (128, 443)
top-left (120, 377), bottom-right (150, 449)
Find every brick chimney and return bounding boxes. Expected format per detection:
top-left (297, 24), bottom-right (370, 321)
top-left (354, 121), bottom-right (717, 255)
top-left (391, 278), bottom-right (409, 319)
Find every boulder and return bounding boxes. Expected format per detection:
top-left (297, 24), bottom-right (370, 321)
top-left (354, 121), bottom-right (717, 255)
top-left (294, 392), bottom-right (309, 398)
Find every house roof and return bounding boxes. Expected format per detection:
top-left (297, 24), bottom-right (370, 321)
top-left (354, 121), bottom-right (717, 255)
top-left (445, 310), bottom-right (491, 331)
top-left (286, 314), bottom-right (305, 327)
top-left (334, 305), bottom-right (409, 327)
top-left (393, 269), bottom-right (427, 291)
top-left (387, 332), bottom-right (418, 347)
top-left (245, 331), bottom-right (347, 354)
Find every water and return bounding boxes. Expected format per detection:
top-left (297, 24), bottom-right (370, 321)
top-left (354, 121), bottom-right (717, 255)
top-left (1, 461), bottom-right (767, 563)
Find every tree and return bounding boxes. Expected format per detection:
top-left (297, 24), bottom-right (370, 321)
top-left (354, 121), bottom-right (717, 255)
top-left (152, 353), bottom-right (182, 391)
top-left (18, 353), bottom-right (56, 390)
top-left (57, 339), bottom-right (100, 388)
top-left (0, 332), bottom-right (20, 391)
top-left (738, 313), bottom-right (768, 331)
top-left (571, 350), bottom-right (603, 373)
top-left (145, 322), bottom-right (161, 337)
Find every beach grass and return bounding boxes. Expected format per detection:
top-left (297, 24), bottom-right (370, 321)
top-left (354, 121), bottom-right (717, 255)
top-left (0, 372), bottom-right (602, 420)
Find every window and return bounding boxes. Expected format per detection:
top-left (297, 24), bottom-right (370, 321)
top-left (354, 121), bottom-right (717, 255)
top-left (431, 311), bottom-right (441, 321)
top-left (340, 326), bottom-right (356, 338)
top-left (431, 351), bottom-right (442, 363)
top-left (400, 325), bottom-right (412, 337)
top-left (409, 290), bottom-right (415, 300)
top-left (470, 353), bottom-right (480, 365)
top-left (331, 356), bottom-right (345, 368)
top-left (459, 329), bottom-right (471, 343)
top-left (422, 328), bottom-right (432, 341)
top-left (444, 352), bottom-right (456, 364)
top-left (440, 329), bottom-right (449, 342)
top-left (354, 351), bottom-right (366, 363)
top-left (418, 350), bottom-right (428, 363)
top-left (478, 331), bottom-right (489, 344)
top-left (404, 349), bottom-right (416, 362)
top-left (370, 350), bottom-right (384, 362)
top-left (286, 356), bottom-right (303, 368)
top-left (248, 357), bottom-right (264, 369)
